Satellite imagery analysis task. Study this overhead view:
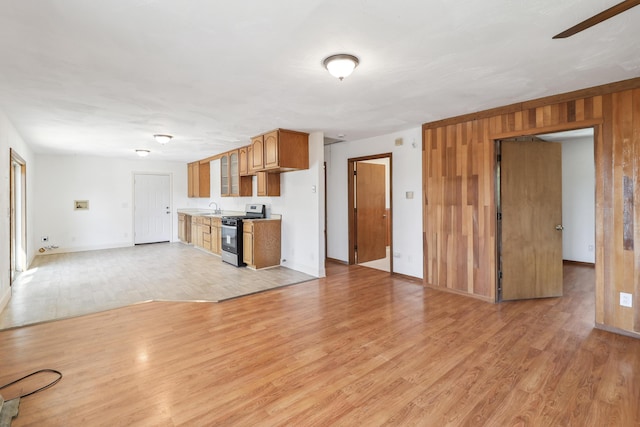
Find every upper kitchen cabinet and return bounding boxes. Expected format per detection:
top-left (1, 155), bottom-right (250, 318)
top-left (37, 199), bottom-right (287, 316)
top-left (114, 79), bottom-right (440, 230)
top-left (239, 145), bottom-right (253, 176)
top-left (249, 135), bottom-right (264, 173)
top-left (220, 149), bottom-right (251, 197)
top-left (251, 129), bottom-right (309, 173)
top-left (257, 171), bottom-right (280, 197)
top-left (187, 161), bottom-right (210, 198)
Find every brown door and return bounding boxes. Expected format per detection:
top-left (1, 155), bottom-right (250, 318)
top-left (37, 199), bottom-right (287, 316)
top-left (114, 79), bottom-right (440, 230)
top-left (500, 140), bottom-right (563, 300)
top-left (356, 162), bottom-right (387, 263)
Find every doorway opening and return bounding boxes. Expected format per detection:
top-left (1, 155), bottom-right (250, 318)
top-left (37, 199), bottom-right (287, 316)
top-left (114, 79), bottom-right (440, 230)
top-left (496, 128), bottom-right (595, 301)
top-left (348, 153), bottom-right (392, 273)
top-left (10, 149), bottom-right (27, 284)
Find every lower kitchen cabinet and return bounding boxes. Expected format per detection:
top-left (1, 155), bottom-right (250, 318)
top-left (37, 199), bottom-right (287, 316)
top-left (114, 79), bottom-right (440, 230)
top-left (191, 216), bottom-right (198, 246)
top-left (186, 214), bottom-right (222, 256)
top-left (178, 213), bottom-right (192, 243)
top-left (201, 217), bottom-right (211, 251)
top-left (211, 217), bottom-right (221, 255)
top-left (242, 219), bottom-right (281, 269)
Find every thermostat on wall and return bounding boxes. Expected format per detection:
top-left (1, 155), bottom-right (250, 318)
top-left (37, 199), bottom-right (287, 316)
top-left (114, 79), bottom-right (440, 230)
top-left (74, 200), bottom-right (89, 210)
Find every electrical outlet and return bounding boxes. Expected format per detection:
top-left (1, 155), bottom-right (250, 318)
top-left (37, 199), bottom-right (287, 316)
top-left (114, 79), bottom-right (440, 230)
top-left (620, 292), bottom-right (633, 308)
top-left (41, 236), bottom-right (48, 243)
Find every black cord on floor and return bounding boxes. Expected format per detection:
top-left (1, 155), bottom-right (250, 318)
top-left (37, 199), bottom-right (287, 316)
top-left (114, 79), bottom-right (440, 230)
top-left (0, 369), bottom-right (62, 399)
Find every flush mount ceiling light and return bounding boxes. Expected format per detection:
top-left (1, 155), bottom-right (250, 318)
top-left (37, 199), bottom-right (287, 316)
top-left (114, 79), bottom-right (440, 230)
top-left (323, 54), bottom-right (359, 81)
top-left (153, 134), bottom-right (173, 144)
top-left (135, 149), bottom-right (150, 157)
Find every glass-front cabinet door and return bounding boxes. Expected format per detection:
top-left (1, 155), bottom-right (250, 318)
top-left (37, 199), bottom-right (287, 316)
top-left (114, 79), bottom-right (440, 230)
top-left (230, 150), bottom-right (239, 196)
top-left (220, 153), bottom-right (229, 196)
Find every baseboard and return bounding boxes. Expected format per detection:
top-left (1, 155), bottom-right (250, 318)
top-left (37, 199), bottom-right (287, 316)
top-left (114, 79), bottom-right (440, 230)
top-left (563, 259), bottom-right (595, 267)
top-left (326, 257), bottom-right (348, 265)
top-left (391, 272), bottom-right (423, 284)
top-left (595, 323), bottom-right (640, 340)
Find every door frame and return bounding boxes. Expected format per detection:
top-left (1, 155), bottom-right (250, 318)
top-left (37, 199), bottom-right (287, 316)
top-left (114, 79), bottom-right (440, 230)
top-left (132, 172), bottom-right (173, 244)
top-left (9, 148), bottom-right (27, 284)
top-left (347, 153), bottom-right (393, 270)
top-left (494, 125), bottom-right (597, 301)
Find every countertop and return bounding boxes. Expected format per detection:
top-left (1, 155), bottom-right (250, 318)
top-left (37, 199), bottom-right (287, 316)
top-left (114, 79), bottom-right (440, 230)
top-left (177, 209), bottom-right (281, 220)
top-left (177, 209), bottom-right (242, 217)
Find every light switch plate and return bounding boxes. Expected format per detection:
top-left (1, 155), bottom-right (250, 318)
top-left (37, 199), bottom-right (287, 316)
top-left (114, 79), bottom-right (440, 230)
top-left (620, 292), bottom-right (633, 307)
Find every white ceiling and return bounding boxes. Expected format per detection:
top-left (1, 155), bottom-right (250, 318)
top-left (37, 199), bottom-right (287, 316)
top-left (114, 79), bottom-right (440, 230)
top-left (0, 1), bottom-right (638, 162)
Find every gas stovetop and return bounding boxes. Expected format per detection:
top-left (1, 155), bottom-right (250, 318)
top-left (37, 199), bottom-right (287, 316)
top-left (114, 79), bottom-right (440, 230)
top-left (221, 204), bottom-right (266, 224)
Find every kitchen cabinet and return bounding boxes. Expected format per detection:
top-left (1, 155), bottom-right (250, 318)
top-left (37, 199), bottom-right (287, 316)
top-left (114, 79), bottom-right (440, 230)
top-left (239, 146), bottom-right (253, 176)
top-left (249, 135), bottom-right (264, 173)
top-left (200, 217), bottom-right (212, 251)
top-left (187, 161), bottom-right (211, 198)
top-left (257, 171), bottom-right (280, 197)
top-left (211, 217), bottom-right (221, 255)
top-left (191, 216), bottom-right (198, 246)
top-left (188, 215), bottom-right (222, 255)
top-left (242, 219), bottom-right (281, 269)
top-left (252, 129), bottom-right (308, 172)
top-left (220, 150), bottom-right (251, 197)
top-left (178, 213), bottom-right (192, 243)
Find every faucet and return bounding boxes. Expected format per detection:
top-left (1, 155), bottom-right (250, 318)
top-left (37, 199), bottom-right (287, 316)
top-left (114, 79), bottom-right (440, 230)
top-left (208, 201), bottom-right (222, 214)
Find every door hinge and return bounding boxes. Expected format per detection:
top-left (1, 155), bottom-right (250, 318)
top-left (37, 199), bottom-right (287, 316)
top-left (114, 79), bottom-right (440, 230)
top-left (497, 212), bottom-right (502, 221)
top-left (499, 271), bottom-right (503, 279)
top-left (497, 154), bottom-right (501, 162)
top-left (354, 245), bottom-right (358, 251)
top-left (353, 170), bottom-right (357, 176)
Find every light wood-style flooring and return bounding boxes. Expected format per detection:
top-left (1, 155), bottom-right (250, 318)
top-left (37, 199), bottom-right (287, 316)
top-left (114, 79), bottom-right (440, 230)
top-left (1, 262), bottom-right (638, 426)
top-left (0, 243), bottom-right (314, 329)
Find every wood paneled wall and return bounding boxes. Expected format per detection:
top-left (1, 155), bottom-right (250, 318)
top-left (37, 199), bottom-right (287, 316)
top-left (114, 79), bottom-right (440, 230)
top-left (422, 78), bottom-right (640, 336)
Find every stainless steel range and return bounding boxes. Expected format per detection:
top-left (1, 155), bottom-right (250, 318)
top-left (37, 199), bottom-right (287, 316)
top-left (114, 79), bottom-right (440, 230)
top-left (221, 204), bottom-right (266, 267)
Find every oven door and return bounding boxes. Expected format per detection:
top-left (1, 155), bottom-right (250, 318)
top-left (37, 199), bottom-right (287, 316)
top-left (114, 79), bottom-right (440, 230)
top-left (221, 224), bottom-right (239, 254)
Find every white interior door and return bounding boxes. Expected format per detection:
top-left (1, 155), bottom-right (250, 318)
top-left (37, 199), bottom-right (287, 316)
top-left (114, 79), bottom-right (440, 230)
top-left (134, 174), bottom-right (171, 244)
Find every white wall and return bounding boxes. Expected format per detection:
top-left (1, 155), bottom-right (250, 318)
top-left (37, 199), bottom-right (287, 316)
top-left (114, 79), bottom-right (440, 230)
top-left (187, 132), bottom-right (326, 278)
top-left (0, 111), bottom-right (35, 311)
top-left (562, 137), bottom-right (595, 263)
top-left (33, 155), bottom-right (187, 253)
top-left (325, 128), bottom-right (423, 278)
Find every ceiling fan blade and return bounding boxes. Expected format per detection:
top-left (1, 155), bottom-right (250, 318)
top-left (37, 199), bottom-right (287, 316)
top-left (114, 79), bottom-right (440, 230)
top-left (553, 0), bottom-right (640, 39)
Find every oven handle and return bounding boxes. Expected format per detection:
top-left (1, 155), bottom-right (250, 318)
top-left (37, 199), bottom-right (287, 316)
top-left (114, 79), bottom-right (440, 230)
top-left (221, 224), bottom-right (237, 231)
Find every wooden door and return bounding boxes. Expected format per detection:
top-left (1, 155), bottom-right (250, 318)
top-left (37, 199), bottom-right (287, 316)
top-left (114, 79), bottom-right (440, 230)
top-left (239, 146), bottom-right (249, 176)
top-left (264, 130), bottom-right (279, 169)
top-left (500, 140), bottom-right (563, 300)
top-left (251, 136), bottom-right (264, 171)
top-left (187, 162), bottom-right (195, 197)
top-left (356, 162), bottom-right (387, 263)
top-left (243, 229), bottom-right (253, 265)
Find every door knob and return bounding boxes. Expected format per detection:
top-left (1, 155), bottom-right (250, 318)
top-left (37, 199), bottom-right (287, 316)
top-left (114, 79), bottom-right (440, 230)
top-left (555, 224), bottom-right (564, 231)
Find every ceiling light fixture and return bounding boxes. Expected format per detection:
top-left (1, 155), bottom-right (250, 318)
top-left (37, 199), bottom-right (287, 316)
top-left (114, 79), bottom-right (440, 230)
top-left (153, 134), bottom-right (173, 144)
top-left (323, 54), bottom-right (359, 81)
top-left (136, 149), bottom-right (151, 157)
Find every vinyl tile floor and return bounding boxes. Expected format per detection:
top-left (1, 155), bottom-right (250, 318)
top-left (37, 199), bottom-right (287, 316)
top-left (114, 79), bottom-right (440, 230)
top-left (0, 242), bottom-right (315, 329)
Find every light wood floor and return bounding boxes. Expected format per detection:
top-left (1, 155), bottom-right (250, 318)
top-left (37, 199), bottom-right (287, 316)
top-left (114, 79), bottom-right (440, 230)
top-left (0, 243), bottom-right (314, 329)
top-left (1, 262), bottom-right (638, 426)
